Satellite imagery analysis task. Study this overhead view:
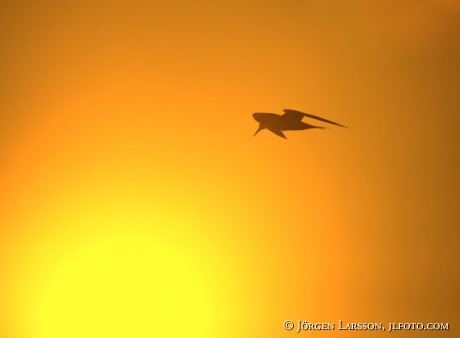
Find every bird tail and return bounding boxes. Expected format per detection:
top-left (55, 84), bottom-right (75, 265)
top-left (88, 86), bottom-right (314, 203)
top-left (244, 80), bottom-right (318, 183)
top-left (302, 112), bottom-right (349, 128)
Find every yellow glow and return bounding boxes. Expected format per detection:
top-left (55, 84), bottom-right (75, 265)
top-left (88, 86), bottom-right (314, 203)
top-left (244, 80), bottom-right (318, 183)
top-left (17, 230), bottom-right (214, 338)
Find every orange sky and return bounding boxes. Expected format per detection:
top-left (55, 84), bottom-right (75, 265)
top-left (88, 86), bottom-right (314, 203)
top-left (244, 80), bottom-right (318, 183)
top-left (1, 0), bottom-right (459, 337)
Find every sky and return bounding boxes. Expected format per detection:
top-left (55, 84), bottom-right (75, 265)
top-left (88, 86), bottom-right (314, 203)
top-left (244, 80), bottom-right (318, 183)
top-left (1, 0), bottom-right (459, 337)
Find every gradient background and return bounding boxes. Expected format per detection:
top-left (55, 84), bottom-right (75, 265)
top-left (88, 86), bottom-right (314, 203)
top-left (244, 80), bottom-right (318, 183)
top-left (1, 0), bottom-right (459, 337)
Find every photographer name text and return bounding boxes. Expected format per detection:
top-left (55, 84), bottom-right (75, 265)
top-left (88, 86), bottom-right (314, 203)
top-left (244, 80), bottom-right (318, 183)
top-left (283, 320), bottom-right (450, 333)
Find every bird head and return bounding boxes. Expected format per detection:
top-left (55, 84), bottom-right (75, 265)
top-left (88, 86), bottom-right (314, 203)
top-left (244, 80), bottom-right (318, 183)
top-left (252, 113), bottom-right (264, 123)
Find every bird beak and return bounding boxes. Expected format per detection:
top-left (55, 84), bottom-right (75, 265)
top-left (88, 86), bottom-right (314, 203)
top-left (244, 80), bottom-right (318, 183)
top-left (253, 124), bottom-right (264, 136)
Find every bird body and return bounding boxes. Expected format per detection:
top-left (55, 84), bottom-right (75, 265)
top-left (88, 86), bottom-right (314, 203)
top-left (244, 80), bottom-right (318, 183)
top-left (253, 109), bottom-right (348, 139)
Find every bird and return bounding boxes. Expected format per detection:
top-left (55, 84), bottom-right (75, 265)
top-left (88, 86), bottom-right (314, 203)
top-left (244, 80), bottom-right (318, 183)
top-left (253, 109), bottom-right (348, 139)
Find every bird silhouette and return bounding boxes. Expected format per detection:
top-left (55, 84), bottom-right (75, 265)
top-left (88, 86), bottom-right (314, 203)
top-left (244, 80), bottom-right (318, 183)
top-left (253, 109), bottom-right (348, 139)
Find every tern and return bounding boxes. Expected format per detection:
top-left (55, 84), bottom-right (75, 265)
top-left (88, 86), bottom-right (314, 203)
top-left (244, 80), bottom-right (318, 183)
top-left (253, 109), bottom-right (348, 139)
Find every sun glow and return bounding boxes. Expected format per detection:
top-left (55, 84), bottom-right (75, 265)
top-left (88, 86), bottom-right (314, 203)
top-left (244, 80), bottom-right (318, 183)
top-left (1, 103), bottom-right (264, 338)
top-left (13, 228), bottom-right (214, 338)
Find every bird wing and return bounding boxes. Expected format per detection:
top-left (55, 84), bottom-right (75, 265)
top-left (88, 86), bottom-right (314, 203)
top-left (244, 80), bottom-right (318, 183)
top-left (283, 109), bottom-right (348, 128)
top-left (266, 126), bottom-right (287, 139)
top-left (253, 124), bottom-right (265, 136)
top-left (282, 109), bottom-right (305, 122)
